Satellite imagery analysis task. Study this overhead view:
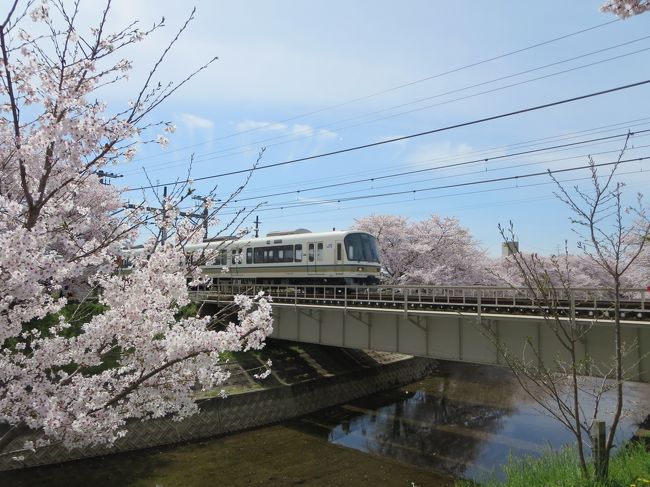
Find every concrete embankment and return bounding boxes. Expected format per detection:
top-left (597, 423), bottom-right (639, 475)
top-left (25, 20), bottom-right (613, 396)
top-left (1, 340), bottom-right (436, 471)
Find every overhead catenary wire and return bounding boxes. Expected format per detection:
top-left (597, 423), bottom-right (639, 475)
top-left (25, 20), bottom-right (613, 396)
top-left (208, 116), bottom-right (650, 197)
top-left (258, 168), bottom-right (649, 224)
top-left (218, 129), bottom-right (650, 204)
top-left (291, 140), bottom-right (650, 203)
top-left (123, 79), bottom-right (650, 193)
top-left (127, 18), bottom-right (620, 164)
top-left (197, 152), bottom-right (649, 217)
top-left (187, 130), bottom-right (650, 208)
top-left (125, 35), bottom-right (650, 174)
top-left (256, 155), bottom-right (649, 211)
top-left (177, 140), bottom-right (650, 213)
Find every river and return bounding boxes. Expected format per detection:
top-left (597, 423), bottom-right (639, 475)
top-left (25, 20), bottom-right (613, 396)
top-left (3, 360), bottom-right (649, 486)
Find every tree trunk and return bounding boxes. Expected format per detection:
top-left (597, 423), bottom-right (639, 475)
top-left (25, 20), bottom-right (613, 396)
top-left (606, 280), bottom-right (624, 455)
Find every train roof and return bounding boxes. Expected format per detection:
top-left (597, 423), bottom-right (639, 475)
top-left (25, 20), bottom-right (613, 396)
top-left (185, 229), bottom-right (374, 252)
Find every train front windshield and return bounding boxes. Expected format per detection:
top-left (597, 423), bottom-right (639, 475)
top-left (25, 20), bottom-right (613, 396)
top-left (344, 233), bottom-right (380, 262)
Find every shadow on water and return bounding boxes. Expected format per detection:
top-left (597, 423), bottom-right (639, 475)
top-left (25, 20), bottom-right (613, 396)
top-left (0, 450), bottom-right (172, 487)
top-left (0, 423), bottom-right (455, 487)
top-left (288, 360), bottom-right (650, 482)
top-left (3, 360), bottom-right (649, 486)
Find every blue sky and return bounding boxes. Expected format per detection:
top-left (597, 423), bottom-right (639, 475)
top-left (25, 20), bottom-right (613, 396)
top-left (95, 1), bottom-right (650, 256)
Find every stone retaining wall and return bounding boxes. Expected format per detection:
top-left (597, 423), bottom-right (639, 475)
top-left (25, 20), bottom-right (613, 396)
top-left (1, 356), bottom-right (435, 471)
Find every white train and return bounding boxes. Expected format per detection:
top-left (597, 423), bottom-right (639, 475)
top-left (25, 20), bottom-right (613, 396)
top-left (187, 229), bottom-right (381, 285)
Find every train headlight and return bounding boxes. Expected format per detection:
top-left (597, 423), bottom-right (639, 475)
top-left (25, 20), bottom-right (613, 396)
top-left (357, 266), bottom-right (363, 272)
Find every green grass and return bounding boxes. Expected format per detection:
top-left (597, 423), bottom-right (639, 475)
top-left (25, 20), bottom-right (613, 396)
top-left (174, 301), bottom-right (199, 319)
top-left (456, 442), bottom-right (650, 487)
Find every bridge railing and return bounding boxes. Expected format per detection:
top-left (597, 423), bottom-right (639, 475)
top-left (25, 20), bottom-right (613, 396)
top-left (189, 284), bottom-right (649, 319)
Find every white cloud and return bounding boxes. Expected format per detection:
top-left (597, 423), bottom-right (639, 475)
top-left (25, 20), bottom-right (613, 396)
top-left (317, 128), bottom-right (338, 140)
top-left (236, 120), bottom-right (338, 140)
top-left (407, 141), bottom-right (476, 168)
top-left (236, 120), bottom-right (288, 132)
top-left (180, 113), bottom-right (214, 129)
top-left (292, 123), bottom-right (314, 137)
top-left (296, 196), bottom-right (339, 208)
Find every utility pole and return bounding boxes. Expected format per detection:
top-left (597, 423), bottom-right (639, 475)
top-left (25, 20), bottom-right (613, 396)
top-left (126, 192), bottom-right (219, 243)
top-left (161, 186), bottom-right (168, 244)
top-left (202, 206), bottom-right (208, 240)
top-left (192, 195), bottom-right (220, 240)
top-left (254, 215), bottom-right (261, 238)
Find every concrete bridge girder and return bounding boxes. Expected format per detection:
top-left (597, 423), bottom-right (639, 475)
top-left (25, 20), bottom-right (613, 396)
top-left (270, 304), bottom-right (650, 383)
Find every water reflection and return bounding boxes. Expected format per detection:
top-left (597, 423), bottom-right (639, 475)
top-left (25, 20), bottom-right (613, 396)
top-left (289, 360), bottom-right (650, 481)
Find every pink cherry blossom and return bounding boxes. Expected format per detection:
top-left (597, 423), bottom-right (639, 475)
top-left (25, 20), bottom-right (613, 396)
top-left (354, 214), bottom-right (490, 285)
top-left (601, 0), bottom-right (650, 18)
top-left (0, 1), bottom-right (271, 458)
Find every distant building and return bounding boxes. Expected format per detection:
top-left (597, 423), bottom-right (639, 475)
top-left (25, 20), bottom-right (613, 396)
top-left (502, 241), bottom-right (519, 257)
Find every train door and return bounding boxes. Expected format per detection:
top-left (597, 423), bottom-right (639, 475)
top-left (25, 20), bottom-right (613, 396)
top-left (307, 241), bottom-right (323, 275)
top-left (335, 240), bottom-right (343, 273)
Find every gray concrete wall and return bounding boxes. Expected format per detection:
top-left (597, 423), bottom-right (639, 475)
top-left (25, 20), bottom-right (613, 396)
top-left (272, 305), bottom-right (650, 383)
top-left (0, 356), bottom-right (434, 471)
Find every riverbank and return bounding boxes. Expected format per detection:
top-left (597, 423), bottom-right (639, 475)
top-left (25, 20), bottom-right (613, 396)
top-left (4, 357), bottom-right (650, 486)
top-left (0, 340), bottom-right (436, 472)
top-left (455, 442), bottom-right (650, 487)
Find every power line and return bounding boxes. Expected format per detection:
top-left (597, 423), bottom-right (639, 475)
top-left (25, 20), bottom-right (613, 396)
top-left (313, 143), bottom-right (650, 202)
top-left (211, 157), bottom-right (650, 218)
top-left (252, 155), bottom-right (650, 212)
top-left (212, 133), bottom-right (650, 208)
top-left (222, 129), bottom-right (650, 204)
top-left (257, 168), bottom-right (649, 223)
top-left (123, 79), bottom-right (650, 192)
top-left (175, 140), bottom-right (650, 213)
top-left (207, 116), bottom-right (650, 197)
top-left (125, 34), bottom-right (649, 175)
top-left (128, 18), bottom-right (620, 164)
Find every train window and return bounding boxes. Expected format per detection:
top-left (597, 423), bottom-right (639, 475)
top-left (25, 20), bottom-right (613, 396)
top-left (246, 248), bottom-right (252, 264)
top-left (254, 247), bottom-right (263, 263)
top-left (253, 245), bottom-right (296, 264)
top-left (295, 244), bottom-right (302, 262)
top-left (344, 233), bottom-right (380, 262)
top-left (308, 244), bottom-right (314, 262)
top-left (317, 243), bottom-right (323, 262)
top-left (283, 245), bottom-right (293, 262)
top-left (231, 249), bottom-right (240, 265)
top-left (336, 243), bottom-right (342, 261)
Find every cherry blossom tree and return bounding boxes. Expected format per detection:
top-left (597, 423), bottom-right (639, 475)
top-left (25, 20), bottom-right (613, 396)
top-left (352, 214), bottom-right (412, 283)
top-left (487, 251), bottom-right (615, 288)
top-left (601, 0), bottom-right (650, 18)
top-left (354, 214), bottom-right (489, 285)
top-left (487, 139), bottom-right (650, 480)
top-left (0, 0), bottom-right (272, 461)
top-left (549, 148), bottom-right (650, 476)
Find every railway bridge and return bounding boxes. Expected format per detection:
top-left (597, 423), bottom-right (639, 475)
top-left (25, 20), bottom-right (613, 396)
top-left (190, 284), bottom-right (650, 383)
